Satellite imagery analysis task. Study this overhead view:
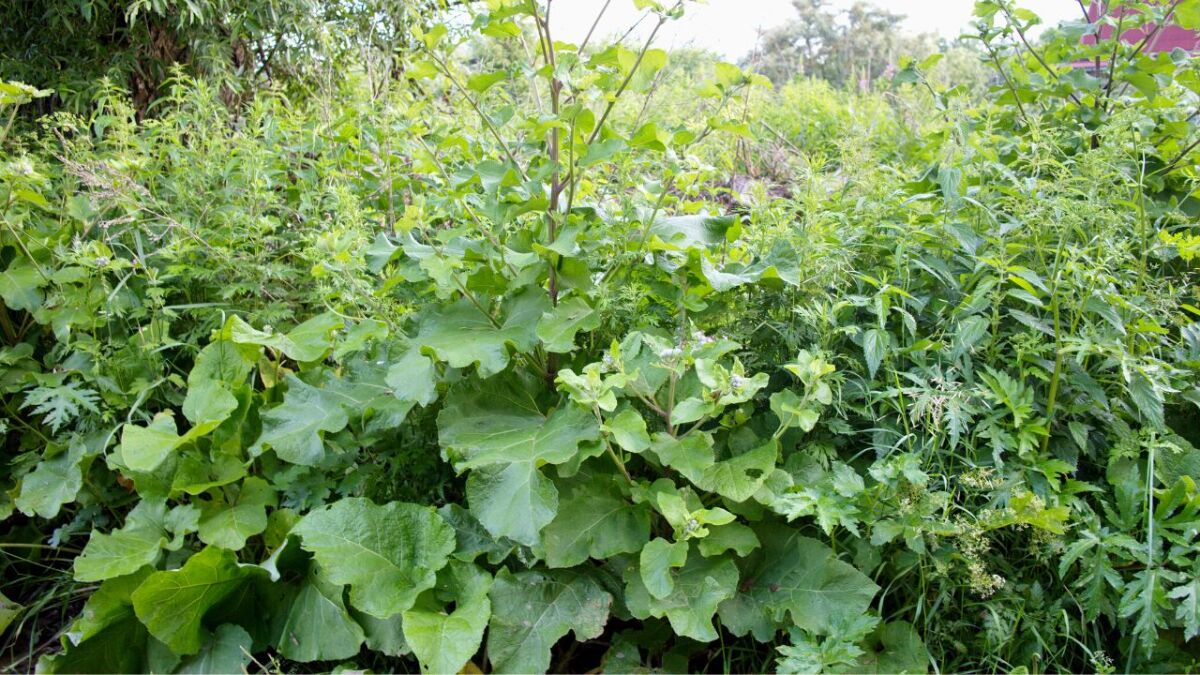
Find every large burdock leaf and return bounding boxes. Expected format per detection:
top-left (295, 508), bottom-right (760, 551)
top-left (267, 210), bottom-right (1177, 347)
top-left (536, 297), bottom-right (600, 353)
top-left (120, 412), bottom-right (184, 473)
top-left (649, 214), bottom-right (738, 250)
top-left (652, 434), bottom-right (777, 502)
top-left (439, 380), bottom-right (599, 470)
top-left (638, 537), bottom-right (688, 599)
top-left (0, 257), bottom-right (45, 312)
top-left (385, 348), bottom-right (438, 407)
top-left (465, 463), bottom-right (558, 547)
top-left (416, 289), bottom-right (549, 377)
top-left (291, 498), bottom-right (455, 618)
top-left (197, 477), bottom-right (277, 550)
top-left (539, 476), bottom-right (650, 568)
top-left (181, 378), bottom-right (238, 430)
top-left (131, 546), bottom-right (266, 655)
top-left (625, 549), bottom-right (738, 642)
top-left (438, 503), bottom-right (516, 565)
top-left (75, 502), bottom-right (169, 582)
top-left (37, 569), bottom-right (173, 674)
top-left (273, 568), bottom-right (365, 662)
top-left (690, 440), bottom-right (777, 502)
top-left (439, 376), bottom-right (599, 545)
top-left (15, 441), bottom-right (86, 519)
top-left (175, 624), bottom-right (253, 674)
top-left (403, 561), bottom-right (492, 674)
top-left (719, 524), bottom-right (878, 639)
top-left (255, 375), bottom-right (350, 465)
top-left (227, 312), bottom-right (342, 362)
top-left (486, 568), bottom-right (612, 674)
top-left (119, 383), bottom-right (238, 475)
top-left (845, 620), bottom-right (931, 674)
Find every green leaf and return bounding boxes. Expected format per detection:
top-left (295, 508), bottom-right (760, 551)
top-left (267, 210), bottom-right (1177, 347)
top-left (438, 503), bottom-right (516, 565)
top-left (189, 340), bottom-right (258, 387)
top-left (357, 611), bottom-right (410, 657)
top-left (669, 397), bottom-right (711, 425)
top-left (698, 522), bottom-right (760, 558)
top-left (1168, 564), bottom-right (1200, 641)
top-left (579, 138), bottom-right (628, 167)
top-left (38, 569), bottom-right (165, 674)
top-left (417, 289), bottom-right (550, 377)
top-left (539, 476), bottom-right (650, 568)
top-left (639, 537), bottom-right (689, 599)
top-left (465, 462), bottom-right (558, 547)
top-left (273, 568), bottom-right (365, 662)
top-left (75, 501), bottom-right (169, 582)
top-left (366, 232), bottom-right (400, 273)
top-left (846, 620), bottom-right (931, 674)
top-left (715, 62), bottom-right (744, 88)
top-left (181, 378), bottom-right (238, 430)
top-left (604, 406), bottom-right (651, 453)
top-left (255, 375), bottom-right (350, 466)
top-left (626, 549), bottom-right (739, 642)
top-left (292, 498), bottom-right (456, 618)
top-left (1127, 369), bottom-right (1165, 429)
top-left (438, 378), bottom-right (599, 471)
top-left (198, 477), bottom-right (277, 550)
top-left (131, 546), bottom-right (265, 655)
top-left (467, 70), bottom-right (508, 93)
top-left (385, 348), bottom-right (438, 407)
top-left (227, 312), bottom-right (343, 362)
top-left (487, 568), bottom-right (612, 674)
top-left (654, 434), bottom-right (776, 503)
top-left (537, 297), bottom-right (601, 353)
top-left (771, 389), bottom-right (819, 432)
top-left (120, 412), bottom-right (183, 473)
top-left (720, 525), bottom-right (878, 639)
top-left (15, 441), bottom-right (86, 519)
top-left (649, 214), bottom-right (737, 250)
top-left (0, 257), bottom-right (46, 312)
top-left (862, 329), bottom-right (887, 378)
top-left (22, 382), bottom-right (99, 434)
top-left (439, 376), bottom-right (600, 545)
top-left (176, 624), bottom-right (253, 674)
top-left (0, 591), bottom-right (22, 635)
top-left (690, 440), bottom-right (777, 502)
top-left (403, 561), bottom-right (492, 674)
top-left (651, 432), bottom-right (716, 477)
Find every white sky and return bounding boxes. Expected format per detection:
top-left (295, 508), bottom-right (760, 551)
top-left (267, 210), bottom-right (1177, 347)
top-left (550, 0), bottom-right (1081, 59)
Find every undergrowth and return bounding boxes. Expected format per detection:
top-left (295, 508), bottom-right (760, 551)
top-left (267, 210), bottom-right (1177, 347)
top-left (2, 1), bottom-right (1200, 673)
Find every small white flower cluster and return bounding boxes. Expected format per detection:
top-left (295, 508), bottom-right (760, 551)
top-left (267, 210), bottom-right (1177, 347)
top-left (959, 467), bottom-right (1002, 491)
top-left (601, 352), bottom-right (617, 371)
top-left (12, 157), bottom-right (35, 177)
top-left (658, 346), bottom-right (683, 361)
top-left (967, 561), bottom-right (1006, 598)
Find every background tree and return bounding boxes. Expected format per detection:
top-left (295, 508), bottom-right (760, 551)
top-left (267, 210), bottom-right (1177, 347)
top-left (753, 0), bottom-right (937, 88)
top-left (0, 0), bottom-right (456, 116)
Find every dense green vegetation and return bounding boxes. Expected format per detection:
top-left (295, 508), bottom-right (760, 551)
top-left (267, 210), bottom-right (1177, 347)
top-left (2, 0), bottom-right (1200, 672)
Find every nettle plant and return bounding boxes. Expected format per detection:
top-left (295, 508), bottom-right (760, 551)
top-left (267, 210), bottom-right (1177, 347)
top-left (21, 1), bottom-right (931, 673)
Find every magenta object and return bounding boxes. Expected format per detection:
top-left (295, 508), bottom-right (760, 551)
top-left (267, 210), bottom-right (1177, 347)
top-left (1081, 1), bottom-right (1200, 53)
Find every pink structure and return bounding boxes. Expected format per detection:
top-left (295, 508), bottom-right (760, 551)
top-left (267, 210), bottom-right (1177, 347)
top-left (1081, 1), bottom-right (1200, 54)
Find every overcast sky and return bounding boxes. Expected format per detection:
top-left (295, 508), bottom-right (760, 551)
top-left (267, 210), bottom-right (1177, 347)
top-left (550, 0), bottom-right (1081, 59)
